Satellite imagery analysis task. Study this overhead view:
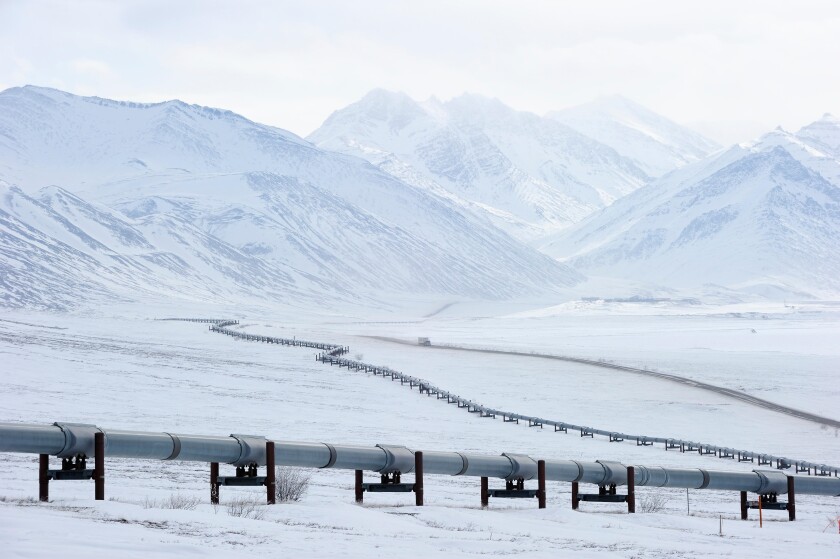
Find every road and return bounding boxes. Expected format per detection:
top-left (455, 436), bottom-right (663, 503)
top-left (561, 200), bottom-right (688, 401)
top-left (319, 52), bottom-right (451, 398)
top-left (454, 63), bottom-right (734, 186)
top-left (363, 336), bottom-right (840, 430)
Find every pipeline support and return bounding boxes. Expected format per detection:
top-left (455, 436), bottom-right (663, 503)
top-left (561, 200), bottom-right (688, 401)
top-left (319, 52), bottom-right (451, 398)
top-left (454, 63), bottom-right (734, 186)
top-left (94, 432), bottom-right (104, 501)
top-left (355, 470), bottom-right (364, 504)
top-left (537, 460), bottom-right (546, 509)
top-left (39, 454), bottom-right (49, 502)
top-left (210, 462), bottom-right (219, 504)
top-left (266, 441), bottom-right (276, 505)
top-left (415, 451), bottom-right (424, 507)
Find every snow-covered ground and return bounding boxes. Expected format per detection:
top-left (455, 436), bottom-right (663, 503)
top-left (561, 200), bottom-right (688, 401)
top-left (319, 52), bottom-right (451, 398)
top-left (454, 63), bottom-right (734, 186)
top-left (1, 301), bottom-right (839, 557)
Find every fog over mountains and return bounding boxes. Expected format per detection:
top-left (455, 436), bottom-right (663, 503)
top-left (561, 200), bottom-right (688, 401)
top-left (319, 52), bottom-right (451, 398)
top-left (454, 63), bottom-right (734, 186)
top-left (1, 85), bottom-right (838, 309)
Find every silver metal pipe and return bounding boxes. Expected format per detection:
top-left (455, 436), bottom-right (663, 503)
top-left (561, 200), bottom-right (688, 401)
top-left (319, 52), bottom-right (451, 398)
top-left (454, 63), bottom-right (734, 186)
top-left (329, 444), bottom-right (387, 471)
top-left (275, 441), bottom-right (333, 468)
top-left (2, 422), bottom-right (839, 496)
top-left (177, 434), bottom-right (243, 463)
top-left (421, 450), bottom-right (467, 476)
top-left (0, 423), bottom-right (65, 455)
top-left (576, 461), bottom-right (611, 485)
top-left (105, 430), bottom-right (178, 460)
top-left (706, 471), bottom-right (763, 492)
top-left (791, 475), bottom-right (840, 496)
top-left (459, 453), bottom-right (514, 478)
top-left (543, 460), bottom-right (583, 482)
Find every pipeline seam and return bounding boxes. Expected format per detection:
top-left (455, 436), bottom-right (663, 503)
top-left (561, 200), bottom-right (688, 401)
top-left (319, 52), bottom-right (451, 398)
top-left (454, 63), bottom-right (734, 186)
top-left (231, 435), bottom-right (246, 466)
top-left (455, 453), bottom-right (469, 476)
top-left (322, 443), bottom-right (338, 469)
top-left (164, 433), bottom-right (181, 460)
top-left (570, 460), bottom-right (584, 483)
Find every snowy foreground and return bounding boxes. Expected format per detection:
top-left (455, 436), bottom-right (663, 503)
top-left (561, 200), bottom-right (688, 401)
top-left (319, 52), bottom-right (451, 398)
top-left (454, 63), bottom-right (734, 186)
top-left (1, 301), bottom-right (839, 557)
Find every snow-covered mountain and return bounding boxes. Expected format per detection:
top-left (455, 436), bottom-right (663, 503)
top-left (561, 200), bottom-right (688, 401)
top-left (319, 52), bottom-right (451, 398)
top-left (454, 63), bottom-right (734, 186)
top-left (548, 96), bottom-right (720, 178)
top-left (0, 181), bottom-right (308, 310)
top-left (796, 113), bottom-right (840, 159)
top-left (308, 90), bottom-right (652, 240)
top-left (539, 117), bottom-right (840, 298)
top-left (0, 86), bottom-right (582, 310)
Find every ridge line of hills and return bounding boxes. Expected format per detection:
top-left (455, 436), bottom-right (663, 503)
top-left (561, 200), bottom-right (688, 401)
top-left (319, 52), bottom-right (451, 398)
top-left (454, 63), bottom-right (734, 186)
top-left (1, 85), bottom-right (838, 308)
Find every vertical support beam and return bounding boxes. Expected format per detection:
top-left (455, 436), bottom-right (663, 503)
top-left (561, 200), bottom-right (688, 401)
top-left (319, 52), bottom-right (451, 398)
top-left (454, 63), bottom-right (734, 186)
top-left (787, 476), bottom-right (796, 522)
top-left (537, 460), bottom-right (546, 509)
top-left (740, 491), bottom-right (747, 520)
top-left (94, 432), bottom-right (105, 501)
top-left (572, 481), bottom-right (579, 510)
top-left (480, 476), bottom-right (489, 508)
top-left (266, 441), bottom-right (276, 505)
top-left (39, 454), bottom-right (49, 502)
top-left (758, 494), bottom-right (763, 528)
top-left (414, 451), bottom-right (424, 507)
top-left (210, 462), bottom-right (219, 504)
top-left (627, 466), bottom-right (635, 514)
top-left (354, 470), bottom-right (364, 504)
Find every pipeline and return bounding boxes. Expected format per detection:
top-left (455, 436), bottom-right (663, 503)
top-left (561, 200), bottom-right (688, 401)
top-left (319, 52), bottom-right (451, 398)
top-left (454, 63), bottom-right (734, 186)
top-left (1, 422), bottom-right (838, 497)
top-left (197, 319), bottom-right (840, 478)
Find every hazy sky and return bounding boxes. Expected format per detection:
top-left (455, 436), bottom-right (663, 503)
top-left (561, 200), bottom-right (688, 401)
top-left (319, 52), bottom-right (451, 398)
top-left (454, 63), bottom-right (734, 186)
top-left (2, 0), bottom-right (839, 144)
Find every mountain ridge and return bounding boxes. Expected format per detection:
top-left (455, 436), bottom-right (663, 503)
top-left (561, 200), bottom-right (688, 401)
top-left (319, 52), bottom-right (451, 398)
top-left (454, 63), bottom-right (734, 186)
top-left (547, 95), bottom-right (721, 177)
top-left (309, 89), bottom-right (662, 241)
top-left (540, 122), bottom-right (840, 298)
top-left (0, 86), bottom-right (582, 310)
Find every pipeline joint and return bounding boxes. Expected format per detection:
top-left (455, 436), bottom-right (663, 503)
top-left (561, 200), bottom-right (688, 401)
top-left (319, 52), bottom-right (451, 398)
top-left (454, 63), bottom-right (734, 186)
top-left (164, 433), bottom-right (181, 460)
top-left (502, 453), bottom-right (537, 481)
top-left (376, 444), bottom-right (415, 474)
top-left (53, 422), bottom-right (103, 458)
top-left (230, 434), bottom-right (267, 466)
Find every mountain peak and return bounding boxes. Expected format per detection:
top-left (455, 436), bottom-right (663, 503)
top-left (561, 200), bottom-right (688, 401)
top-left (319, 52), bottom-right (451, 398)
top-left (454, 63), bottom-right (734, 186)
top-left (586, 94), bottom-right (648, 112)
top-left (751, 126), bottom-right (793, 144)
top-left (0, 85), bottom-right (75, 105)
top-left (553, 95), bottom-right (663, 122)
top-left (356, 89), bottom-right (421, 111)
top-left (444, 92), bottom-right (513, 118)
top-left (328, 89), bottom-right (426, 127)
top-left (358, 88), bottom-right (415, 105)
top-left (542, 126), bottom-right (840, 298)
top-left (795, 112), bottom-right (840, 158)
top-left (1, 86), bottom-right (250, 125)
top-left (19, 84), bottom-right (72, 96)
top-left (548, 96), bottom-right (719, 177)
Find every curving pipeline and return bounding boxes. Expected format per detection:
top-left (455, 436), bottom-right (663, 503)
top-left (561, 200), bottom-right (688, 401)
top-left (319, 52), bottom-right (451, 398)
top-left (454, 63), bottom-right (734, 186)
top-left (1, 422), bottom-right (839, 496)
top-left (196, 318), bottom-right (840, 478)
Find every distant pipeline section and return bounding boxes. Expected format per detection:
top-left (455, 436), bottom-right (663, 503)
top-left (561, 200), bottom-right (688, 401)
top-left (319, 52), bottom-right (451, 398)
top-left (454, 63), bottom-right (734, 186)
top-left (209, 320), bottom-right (348, 356)
top-left (169, 318), bottom-right (840, 478)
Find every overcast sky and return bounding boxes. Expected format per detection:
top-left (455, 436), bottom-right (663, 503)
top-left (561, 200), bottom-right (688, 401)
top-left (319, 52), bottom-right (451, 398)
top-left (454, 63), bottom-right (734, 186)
top-left (2, 0), bottom-right (839, 144)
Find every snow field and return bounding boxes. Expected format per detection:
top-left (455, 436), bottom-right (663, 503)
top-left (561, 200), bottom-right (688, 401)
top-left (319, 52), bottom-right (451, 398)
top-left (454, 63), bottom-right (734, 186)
top-left (1, 308), bottom-right (839, 557)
